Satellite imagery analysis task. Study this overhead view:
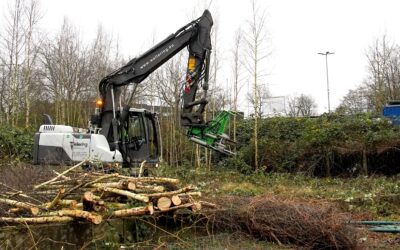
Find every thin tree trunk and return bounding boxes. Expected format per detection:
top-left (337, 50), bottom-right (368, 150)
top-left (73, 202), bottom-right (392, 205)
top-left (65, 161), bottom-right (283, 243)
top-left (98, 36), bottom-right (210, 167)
top-left (362, 149), bottom-right (368, 176)
top-left (254, 61), bottom-right (259, 170)
top-left (325, 151), bottom-right (331, 177)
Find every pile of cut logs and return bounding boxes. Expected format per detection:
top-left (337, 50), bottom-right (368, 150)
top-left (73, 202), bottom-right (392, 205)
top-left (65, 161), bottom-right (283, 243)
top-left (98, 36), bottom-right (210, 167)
top-left (0, 161), bottom-right (211, 225)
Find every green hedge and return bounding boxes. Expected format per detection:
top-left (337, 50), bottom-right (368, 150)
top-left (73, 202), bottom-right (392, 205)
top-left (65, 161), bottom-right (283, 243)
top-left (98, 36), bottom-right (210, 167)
top-left (229, 113), bottom-right (400, 175)
top-left (0, 125), bottom-right (34, 161)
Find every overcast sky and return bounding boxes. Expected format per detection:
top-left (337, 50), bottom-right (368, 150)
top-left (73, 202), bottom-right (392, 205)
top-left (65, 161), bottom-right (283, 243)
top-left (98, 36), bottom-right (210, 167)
top-left (2, 0), bottom-right (400, 114)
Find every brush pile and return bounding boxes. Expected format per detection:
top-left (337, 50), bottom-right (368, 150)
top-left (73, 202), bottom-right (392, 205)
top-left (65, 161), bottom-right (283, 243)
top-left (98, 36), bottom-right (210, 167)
top-left (208, 195), bottom-right (359, 249)
top-left (0, 161), bottom-right (204, 225)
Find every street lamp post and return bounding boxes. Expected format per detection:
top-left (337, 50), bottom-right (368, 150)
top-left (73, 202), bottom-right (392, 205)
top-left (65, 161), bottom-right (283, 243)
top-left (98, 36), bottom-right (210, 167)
top-left (318, 51), bottom-right (334, 113)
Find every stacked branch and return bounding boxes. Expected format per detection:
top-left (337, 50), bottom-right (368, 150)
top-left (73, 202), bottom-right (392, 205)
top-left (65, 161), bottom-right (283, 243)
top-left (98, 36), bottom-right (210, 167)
top-left (207, 195), bottom-right (358, 249)
top-left (0, 161), bottom-right (208, 225)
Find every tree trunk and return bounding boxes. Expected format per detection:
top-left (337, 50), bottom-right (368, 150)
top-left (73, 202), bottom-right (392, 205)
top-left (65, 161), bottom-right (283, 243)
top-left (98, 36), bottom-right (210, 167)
top-left (91, 181), bottom-right (136, 191)
top-left (121, 176), bottom-right (180, 184)
top-left (97, 187), bottom-right (149, 203)
top-left (112, 204), bottom-right (152, 217)
top-left (45, 209), bottom-right (102, 224)
top-left (325, 151), bottom-right (331, 177)
top-left (135, 184), bottom-right (164, 193)
top-left (362, 149), bottom-right (368, 176)
top-left (0, 198), bottom-right (39, 215)
top-left (43, 199), bottom-right (77, 209)
top-left (0, 216), bottom-right (75, 224)
top-left (146, 185), bottom-right (194, 198)
top-left (46, 188), bottom-right (65, 209)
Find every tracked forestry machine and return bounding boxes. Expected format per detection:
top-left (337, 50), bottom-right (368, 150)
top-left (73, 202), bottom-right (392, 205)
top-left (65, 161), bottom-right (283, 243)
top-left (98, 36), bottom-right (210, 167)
top-left (33, 10), bottom-right (234, 167)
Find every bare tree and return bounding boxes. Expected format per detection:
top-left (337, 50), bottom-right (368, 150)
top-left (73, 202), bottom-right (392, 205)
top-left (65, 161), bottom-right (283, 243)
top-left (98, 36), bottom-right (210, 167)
top-left (155, 52), bottom-right (186, 166)
top-left (40, 18), bottom-right (92, 125)
top-left (287, 96), bottom-right (297, 117)
top-left (0, 0), bottom-right (45, 127)
top-left (287, 94), bottom-right (317, 117)
top-left (246, 83), bottom-right (270, 117)
top-left (22, 0), bottom-right (42, 127)
top-left (231, 28), bottom-right (244, 148)
top-left (364, 35), bottom-right (400, 112)
top-left (244, 0), bottom-right (270, 169)
top-left (336, 86), bottom-right (373, 114)
top-left (87, 25), bottom-right (114, 96)
top-left (338, 34), bottom-right (400, 114)
top-left (0, 0), bottom-right (26, 125)
top-left (39, 19), bottom-right (124, 127)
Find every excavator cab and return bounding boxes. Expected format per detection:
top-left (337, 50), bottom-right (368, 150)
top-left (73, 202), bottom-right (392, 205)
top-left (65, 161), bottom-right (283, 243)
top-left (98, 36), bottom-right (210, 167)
top-left (119, 108), bottom-right (160, 167)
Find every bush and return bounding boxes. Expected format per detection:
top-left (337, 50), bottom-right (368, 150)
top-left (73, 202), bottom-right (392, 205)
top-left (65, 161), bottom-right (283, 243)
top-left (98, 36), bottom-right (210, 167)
top-left (0, 125), bottom-right (34, 161)
top-left (218, 155), bottom-right (252, 174)
top-left (234, 113), bottom-right (400, 176)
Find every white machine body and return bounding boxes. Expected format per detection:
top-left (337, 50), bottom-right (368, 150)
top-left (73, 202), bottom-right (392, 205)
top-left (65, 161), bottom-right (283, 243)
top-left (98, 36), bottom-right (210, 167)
top-left (33, 124), bottom-right (123, 165)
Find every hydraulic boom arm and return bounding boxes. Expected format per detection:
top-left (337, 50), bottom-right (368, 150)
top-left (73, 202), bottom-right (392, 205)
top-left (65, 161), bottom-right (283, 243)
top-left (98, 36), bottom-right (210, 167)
top-left (95, 10), bottom-right (234, 156)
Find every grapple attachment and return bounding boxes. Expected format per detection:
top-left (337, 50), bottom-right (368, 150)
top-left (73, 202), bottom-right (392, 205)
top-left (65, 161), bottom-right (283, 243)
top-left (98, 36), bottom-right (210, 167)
top-left (186, 110), bottom-right (236, 155)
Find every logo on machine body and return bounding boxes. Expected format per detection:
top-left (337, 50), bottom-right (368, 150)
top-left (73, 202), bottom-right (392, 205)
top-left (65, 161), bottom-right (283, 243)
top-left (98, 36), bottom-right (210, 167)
top-left (43, 125), bottom-right (55, 131)
top-left (140, 44), bottom-right (175, 70)
top-left (70, 141), bottom-right (89, 149)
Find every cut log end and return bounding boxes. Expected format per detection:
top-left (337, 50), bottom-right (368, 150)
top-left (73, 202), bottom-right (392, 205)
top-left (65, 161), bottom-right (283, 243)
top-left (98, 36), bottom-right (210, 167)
top-left (191, 202), bottom-right (202, 212)
top-left (83, 191), bottom-right (94, 202)
top-left (127, 182), bottom-right (136, 191)
top-left (82, 191), bottom-right (94, 211)
top-left (82, 191), bottom-right (105, 212)
top-left (30, 207), bottom-right (39, 216)
top-left (91, 215), bottom-right (103, 225)
top-left (171, 195), bottom-right (182, 206)
top-left (157, 197), bottom-right (172, 211)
